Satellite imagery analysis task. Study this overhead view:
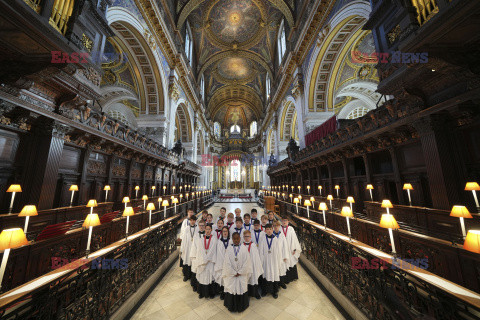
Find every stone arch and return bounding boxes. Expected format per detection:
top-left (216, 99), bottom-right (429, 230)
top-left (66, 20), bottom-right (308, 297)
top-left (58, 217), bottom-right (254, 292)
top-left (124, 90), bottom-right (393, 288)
top-left (267, 128), bottom-right (276, 156)
top-left (106, 7), bottom-right (168, 116)
top-left (279, 100), bottom-right (298, 141)
top-left (103, 102), bottom-right (138, 128)
top-left (306, 1), bottom-right (372, 112)
top-left (174, 102), bottom-right (193, 143)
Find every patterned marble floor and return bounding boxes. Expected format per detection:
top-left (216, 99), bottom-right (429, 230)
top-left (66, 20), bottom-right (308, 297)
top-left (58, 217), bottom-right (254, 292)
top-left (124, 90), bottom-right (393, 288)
top-left (129, 203), bottom-right (346, 320)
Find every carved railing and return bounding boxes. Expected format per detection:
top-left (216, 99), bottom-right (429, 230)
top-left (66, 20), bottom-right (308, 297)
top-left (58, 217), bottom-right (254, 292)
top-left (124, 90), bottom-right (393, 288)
top-left (275, 198), bottom-right (480, 294)
top-left (0, 215), bottom-right (179, 319)
top-left (0, 195), bottom-right (212, 293)
top-left (293, 215), bottom-right (480, 319)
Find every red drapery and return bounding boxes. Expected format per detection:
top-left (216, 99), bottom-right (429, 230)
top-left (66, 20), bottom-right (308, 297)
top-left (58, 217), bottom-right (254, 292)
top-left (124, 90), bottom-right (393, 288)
top-left (305, 116), bottom-right (337, 147)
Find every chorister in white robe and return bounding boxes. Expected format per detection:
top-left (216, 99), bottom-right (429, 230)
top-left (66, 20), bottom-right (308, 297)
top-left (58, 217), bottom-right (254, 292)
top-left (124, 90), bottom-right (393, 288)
top-left (243, 242), bottom-right (263, 286)
top-left (192, 235), bottom-right (217, 285)
top-left (273, 231), bottom-right (290, 276)
top-left (180, 225), bottom-right (198, 266)
top-left (252, 230), bottom-right (265, 247)
top-left (257, 235), bottom-right (285, 282)
top-left (282, 226), bottom-right (302, 268)
top-left (242, 223), bottom-right (253, 233)
top-left (225, 221), bottom-right (235, 231)
top-left (214, 228), bottom-right (223, 240)
top-left (190, 232), bottom-right (205, 274)
top-left (214, 237), bottom-right (231, 286)
top-left (222, 244), bottom-right (252, 295)
top-left (230, 227), bottom-right (245, 240)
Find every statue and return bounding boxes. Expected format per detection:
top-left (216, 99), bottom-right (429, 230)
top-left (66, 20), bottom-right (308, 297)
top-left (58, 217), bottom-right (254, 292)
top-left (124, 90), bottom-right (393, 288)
top-left (268, 153), bottom-right (277, 166)
top-left (286, 138), bottom-right (299, 161)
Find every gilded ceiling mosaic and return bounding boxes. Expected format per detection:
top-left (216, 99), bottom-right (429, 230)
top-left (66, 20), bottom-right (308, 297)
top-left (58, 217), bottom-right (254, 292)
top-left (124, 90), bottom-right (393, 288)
top-left (178, 0), bottom-right (290, 128)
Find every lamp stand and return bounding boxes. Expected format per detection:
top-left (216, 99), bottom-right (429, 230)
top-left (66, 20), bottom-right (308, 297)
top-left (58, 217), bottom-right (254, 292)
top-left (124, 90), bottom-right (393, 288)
top-left (369, 190), bottom-right (373, 202)
top-left (174, 203), bottom-right (177, 214)
top-left (149, 210), bottom-right (152, 228)
top-left (295, 203), bottom-right (298, 214)
top-left (460, 217), bottom-right (466, 239)
top-left (164, 207), bottom-right (166, 220)
top-left (105, 190), bottom-right (109, 202)
top-left (70, 191), bottom-right (75, 207)
top-left (388, 228), bottom-right (396, 254)
top-left (336, 189), bottom-right (339, 198)
top-left (86, 226), bottom-right (93, 257)
top-left (346, 217), bottom-right (351, 241)
top-left (0, 248), bottom-right (11, 290)
top-left (24, 216), bottom-right (30, 233)
top-left (472, 190), bottom-right (480, 213)
top-left (407, 189), bottom-right (412, 206)
top-left (8, 192), bottom-right (16, 214)
top-left (306, 206), bottom-right (310, 220)
top-left (322, 210), bottom-right (326, 229)
top-left (125, 216), bottom-right (130, 241)
top-left (135, 190), bottom-right (138, 199)
top-left (329, 200), bottom-right (333, 213)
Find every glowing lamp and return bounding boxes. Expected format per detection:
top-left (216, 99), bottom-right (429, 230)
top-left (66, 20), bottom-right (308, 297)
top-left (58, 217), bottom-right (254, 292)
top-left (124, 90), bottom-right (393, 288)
top-left (403, 183), bottom-right (413, 206)
top-left (134, 186), bottom-right (140, 199)
top-left (347, 196), bottom-right (355, 212)
top-left (162, 200), bottom-right (169, 220)
top-left (465, 182), bottom-right (480, 213)
top-left (381, 199), bottom-right (393, 214)
top-left (146, 202), bottom-right (156, 228)
top-left (6, 184), bottom-right (22, 214)
top-left (0, 228), bottom-right (28, 290)
top-left (83, 213), bottom-right (100, 257)
top-left (450, 206), bottom-right (472, 238)
top-left (379, 213), bottom-right (399, 254)
top-left (304, 200), bottom-right (312, 219)
top-left (86, 199), bottom-right (98, 215)
top-left (69, 185), bottom-right (78, 207)
top-left (319, 202), bottom-right (328, 229)
top-left (341, 206), bottom-right (353, 241)
top-left (366, 184), bottom-right (374, 201)
top-left (18, 205), bottom-right (38, 233)
top-left (464, 230), bottom-right (480, 253)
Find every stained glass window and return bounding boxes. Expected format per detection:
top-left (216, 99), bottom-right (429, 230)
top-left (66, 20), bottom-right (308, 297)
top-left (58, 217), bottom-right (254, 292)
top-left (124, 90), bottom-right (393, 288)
top-left (250, 121), bottom-right (257, 137)
top-left (214, 122), bottom-right (221, 138)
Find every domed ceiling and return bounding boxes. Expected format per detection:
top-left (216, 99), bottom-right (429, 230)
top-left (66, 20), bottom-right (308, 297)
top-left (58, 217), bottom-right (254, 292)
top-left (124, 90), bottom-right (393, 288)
top-left (177, 0), bottom-right (291, 130)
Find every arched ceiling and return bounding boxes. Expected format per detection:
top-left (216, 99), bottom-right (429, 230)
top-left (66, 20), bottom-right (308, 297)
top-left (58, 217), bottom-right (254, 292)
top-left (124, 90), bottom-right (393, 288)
top-left (177, 0), bottom-right (291, 128)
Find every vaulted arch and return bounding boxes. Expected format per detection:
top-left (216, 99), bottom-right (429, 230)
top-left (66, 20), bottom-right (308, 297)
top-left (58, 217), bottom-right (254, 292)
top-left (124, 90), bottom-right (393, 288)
top-left (174, 102), bottom-right (193, 143)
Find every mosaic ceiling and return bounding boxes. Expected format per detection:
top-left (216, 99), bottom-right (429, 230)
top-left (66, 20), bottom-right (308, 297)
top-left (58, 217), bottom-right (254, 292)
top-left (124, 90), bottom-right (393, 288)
top-left (179, 0), bottom-right (289, 128)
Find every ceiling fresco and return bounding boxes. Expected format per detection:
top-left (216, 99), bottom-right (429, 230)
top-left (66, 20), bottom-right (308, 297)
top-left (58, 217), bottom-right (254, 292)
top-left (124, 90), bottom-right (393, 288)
top-left (179, 0), bottom-right (290, 128)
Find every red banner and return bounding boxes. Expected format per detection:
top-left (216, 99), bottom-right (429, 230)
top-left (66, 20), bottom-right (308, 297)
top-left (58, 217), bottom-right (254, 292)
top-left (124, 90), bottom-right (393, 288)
top-left (305, 116), bottom-right (337, 147)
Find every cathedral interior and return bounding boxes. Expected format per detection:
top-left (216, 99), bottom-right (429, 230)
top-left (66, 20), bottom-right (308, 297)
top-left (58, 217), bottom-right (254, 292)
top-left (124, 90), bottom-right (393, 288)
top-left (0, 0), bottom-right (479, 318)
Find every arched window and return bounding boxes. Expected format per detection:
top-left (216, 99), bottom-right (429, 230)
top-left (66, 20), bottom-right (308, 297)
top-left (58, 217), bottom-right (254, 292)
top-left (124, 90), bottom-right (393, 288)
top-left (230, 159), bottom-right (240, 182)
top-left (230, 124), bottom-right (240, 133)
top-left (185, 22), bottom-right (193, 68)
top-left (200, 75), bottom-right (205, 99)
top-left (266, 73), bottom-right (271, 100)
top-left (214, 122), bottom-right (221, 138)
top-left (277, 19), bottom-right (287, 63)
top-left (250, 121), bottom-right (257, 138)
top-left (346, 107), bottom-right (369, 119)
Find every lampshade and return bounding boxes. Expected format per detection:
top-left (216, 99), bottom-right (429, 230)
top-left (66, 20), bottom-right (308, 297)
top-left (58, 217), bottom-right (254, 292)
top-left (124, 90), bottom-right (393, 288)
top-left (18, 205), bottom-right (38, 217)
top-left (464, 230), bottom-right (480, 253)
top-left (6, 184), bottom-right (22, 193)
top-left (142, 195), bottom-right (148, 200)
top-left (319, 202), bottom-right (328, 211)
top-left (310, 197), bottom-right (315, 202)
top-left (0, 228), bottom-right (28, 250)
top-left (327, 195), bottom-right (333, 200)
top-left (152, 186), bottom-right (156, 190)
top-left (381, 200), bottom-right (393, 208)
top-left (298, 195), bottom-right (302, 200)
top-left (146, 203), bottom-right (156, 211)
top-left (179, 194), bottom-right (183, 198)
top-left (307, 185), bottom-right (310, 189)
top-left (172, 198), bottom-right (179, 204)
top-left (135, 186), bottom-right (140, 190)
top-left (335, 185), bottom-right (340, 190)
top-left (340, 206), bottom-right (353, 217)
top-left (450, 205), bottom-right (473, 218)
top-left (83, 213), bottom-right (101, 227)
top-left (163, 186), bottom-right (166, 189)
top-left (122, 207), bottom-right (135, 217)
top-left (379, 214), bottom-right (399, 229)
top-left (304, 200), bottom-right (312, 206)
top-left (366, 184), bottom-right (373, 190)
top-left (122, 197), bottom-right (130, 203)
top-left (465, 182), bottom-right (480, 191)
top-left (161, 200), bottom-right (169, 207)
top-left (318, 186), bottom-right (322, 189)
top-left (347, 196), bottom-right (355, 203)
top-left (293, 198), bottom-right (299, 204)
top-left (289, 194), bottom-right (293, 198)
top-left (170, 195), bottom-right (174, 199)
top-left (69, 185), bottom-right (79, 191)
top-left (86, 199), bottom-right (98, 208)
top-left (403, 183), bottom-right (413, 190)
top-left (103, 185), bottom-right (111, 191)
top-left (158, 197), bottom-right (163, 202)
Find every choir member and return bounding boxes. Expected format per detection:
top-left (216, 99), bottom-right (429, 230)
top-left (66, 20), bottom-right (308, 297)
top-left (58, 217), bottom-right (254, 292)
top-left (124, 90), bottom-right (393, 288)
top-left (251, 209), bottom-right (259, 224)
top-left (257, 224), bottom-right (288, 299)
top-left (260, 215), bottom-right (268, 230)
top-left (252, 220), bottom-right (264, 247)
top-left (234, 208), bottom-right (243, 222)
top-left (273, 221), bottom-right (290, 289)
top-left (215, 226), bottom-right (231, 299)
top-left (201, 210), bottom-right (208, 223)
top-left (216, 207), bottom-right (227, 223)
top-left (243, 230), bottom-right (263, 299)
top-left (268, 211), bottom-right (275, 224)
top-left (282, 217), bottom-right (301, 282)
top-left (214, 219), bottom-right (224, 239)
top-left (180, 215), bottom-right (197, 282)
top-left (225, 213), bottom-right (235, 230)
top-left (206, 213), bottom-right (214, 229)
top-left (243, 213), bottom-right (253, 232)
top-left (231, 217), bottom-right (245, 240)
top-left (192, 224), bottom-right (217, 298)
top-left (222, 232), bottom-right (252, 312)
top-left (190, 220), bottom-right (206, 291)
top-left (180, 209), bottom-right (195, 268)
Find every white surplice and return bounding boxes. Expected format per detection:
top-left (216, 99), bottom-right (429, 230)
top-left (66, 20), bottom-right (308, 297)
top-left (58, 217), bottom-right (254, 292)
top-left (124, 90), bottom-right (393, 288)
top-left (192, 235), bottom-right (217, 285)
top-left (273, 231), bottom-right (290, 276)
top-left (257, 234), bottom-right (286, 282)
top-left (230, 227), bottom-right (245, 240)
top-left (222, 244), bottom-right (252, 295)
top-left (281, 225), bottom-right (302, 268)
top-left (180, 224), bottom-right (197, 266)
top-left (251, 229), bottom-right (265, 247)
top-left (214, 237), bottom-right (231, 286)
top-left (190, 231), bottom-right (205, 273)
top-left (243, 242), bottom-right (263, 285)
